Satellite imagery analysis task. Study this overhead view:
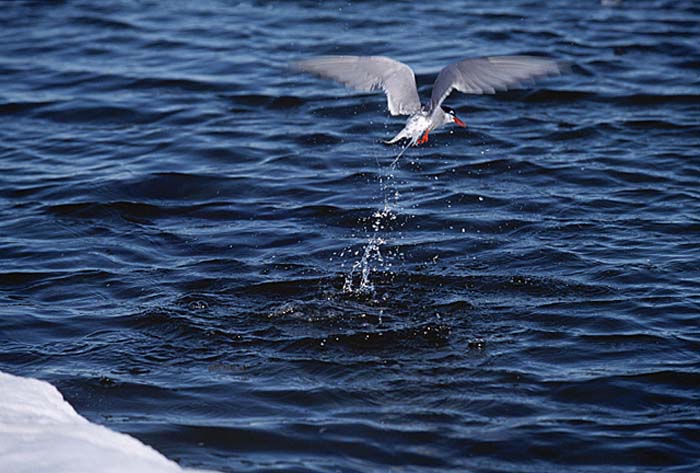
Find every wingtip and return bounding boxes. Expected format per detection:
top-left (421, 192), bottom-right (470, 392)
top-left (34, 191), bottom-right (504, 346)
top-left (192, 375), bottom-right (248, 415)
top-left (556, 60), bottom-right (573, 75)
top-left (289, 58), bottom-right (310, 72)
top-left (289, 57), bottom-right (320, 72)
top-left (290, 56), bottom-right (349, 74)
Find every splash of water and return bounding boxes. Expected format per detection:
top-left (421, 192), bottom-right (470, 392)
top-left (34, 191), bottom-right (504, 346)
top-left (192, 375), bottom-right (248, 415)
top-left (341, 146), bottom-right (405, 295)
top-left (342, 233), bottom-right (386, 294)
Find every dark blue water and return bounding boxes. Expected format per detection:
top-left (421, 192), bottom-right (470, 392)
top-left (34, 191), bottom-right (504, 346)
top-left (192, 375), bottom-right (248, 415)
top-left (2, 0), bottom-right (700, 471)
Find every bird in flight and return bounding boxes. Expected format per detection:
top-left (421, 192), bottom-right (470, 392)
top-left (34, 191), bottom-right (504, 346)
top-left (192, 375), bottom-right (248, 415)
top-left (294, 55), bottom-right (567, 146)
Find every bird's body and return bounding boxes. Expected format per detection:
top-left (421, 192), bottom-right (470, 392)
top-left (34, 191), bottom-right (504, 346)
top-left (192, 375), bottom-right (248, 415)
top-left (384, 110), bottom-right (433, 146)
top-left (294, 54), bottom-right (567, 146)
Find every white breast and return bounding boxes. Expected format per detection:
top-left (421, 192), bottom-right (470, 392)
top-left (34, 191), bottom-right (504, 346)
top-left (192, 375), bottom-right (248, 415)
top-left (405, 114), bottom-right (431, 135)
top-left (385, 112), bottom-right (432, 145)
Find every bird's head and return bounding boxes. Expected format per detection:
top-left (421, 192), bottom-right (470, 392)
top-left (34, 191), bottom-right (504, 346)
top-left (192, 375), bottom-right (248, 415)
top-left (441, 106), bottom-right (466, 128)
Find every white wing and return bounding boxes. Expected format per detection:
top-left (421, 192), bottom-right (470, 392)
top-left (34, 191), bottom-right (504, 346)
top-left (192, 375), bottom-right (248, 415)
top-left (430, 55), bottom-right (567, 110)
top-left (293, 56), bottom-right (422, 116)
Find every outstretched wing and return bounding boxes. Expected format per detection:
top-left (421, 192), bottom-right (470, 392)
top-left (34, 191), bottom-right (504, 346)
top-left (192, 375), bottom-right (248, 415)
top-left (293, 55), bottom-right (422, 116)
top-left (430, 55), bottom-right (567, 110)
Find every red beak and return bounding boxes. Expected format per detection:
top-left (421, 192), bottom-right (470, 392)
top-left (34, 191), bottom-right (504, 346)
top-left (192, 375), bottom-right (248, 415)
top-left (453, 116), bottom-right (467, 128)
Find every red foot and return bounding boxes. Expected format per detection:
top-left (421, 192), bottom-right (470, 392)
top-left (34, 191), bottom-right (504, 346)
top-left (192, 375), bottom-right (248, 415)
top-left (417, 130), bottom-right (430, 145)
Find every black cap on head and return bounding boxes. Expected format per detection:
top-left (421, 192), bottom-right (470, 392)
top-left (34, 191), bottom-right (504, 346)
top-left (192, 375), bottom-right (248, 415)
top-left (441, 105), bottom-right (456, 115)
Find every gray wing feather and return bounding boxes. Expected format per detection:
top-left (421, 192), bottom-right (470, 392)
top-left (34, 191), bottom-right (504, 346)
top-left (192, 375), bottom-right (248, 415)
top-left (293, 56), bottom-right (422, 116)
top-left (430, 55), bottom-right (567, 110)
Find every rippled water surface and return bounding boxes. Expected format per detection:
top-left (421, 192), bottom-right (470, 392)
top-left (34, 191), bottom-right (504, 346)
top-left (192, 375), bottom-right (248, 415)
top-left (2, 1), bottom-right (700, 471)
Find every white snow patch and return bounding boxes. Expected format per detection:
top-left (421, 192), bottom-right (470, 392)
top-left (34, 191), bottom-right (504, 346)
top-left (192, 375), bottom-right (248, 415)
top-left (0, 370), bottom-right (218, 473)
